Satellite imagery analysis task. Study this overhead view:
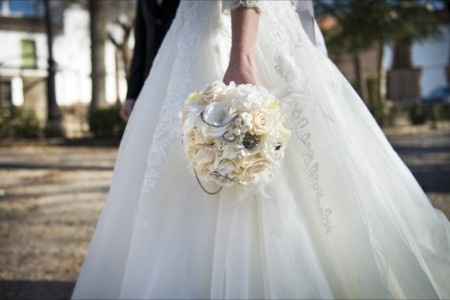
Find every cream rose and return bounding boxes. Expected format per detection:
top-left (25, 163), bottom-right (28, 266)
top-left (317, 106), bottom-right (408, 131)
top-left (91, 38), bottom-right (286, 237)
top-left (187, 129), bottom-right (207, 146)
top-left (194, 146), bottom-right (217, 174)
top-left (242, 159), bottom-right (271, 182)
top-left (251, 111), bottom-right (267, 135)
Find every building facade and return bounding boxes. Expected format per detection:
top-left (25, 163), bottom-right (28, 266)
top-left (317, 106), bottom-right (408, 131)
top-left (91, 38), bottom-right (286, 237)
top-left (0, 0), bottom-right (132, 123)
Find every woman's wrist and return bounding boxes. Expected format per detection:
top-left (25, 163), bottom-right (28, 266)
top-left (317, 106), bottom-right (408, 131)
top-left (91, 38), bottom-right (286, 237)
top-left (224, 50), bottom-right (258, 85)
top-left (224, 3), bottom-right (260, 85)
top-left (229, 50), bottom-right (256, 68)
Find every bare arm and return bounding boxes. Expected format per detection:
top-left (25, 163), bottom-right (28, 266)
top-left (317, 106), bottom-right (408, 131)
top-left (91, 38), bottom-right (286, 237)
top-left (223, 7), bottom-right (260, 85)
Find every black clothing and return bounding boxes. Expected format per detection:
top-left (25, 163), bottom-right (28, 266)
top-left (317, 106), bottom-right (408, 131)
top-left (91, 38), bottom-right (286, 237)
top-left (126, 0), bottom-right (180, 100)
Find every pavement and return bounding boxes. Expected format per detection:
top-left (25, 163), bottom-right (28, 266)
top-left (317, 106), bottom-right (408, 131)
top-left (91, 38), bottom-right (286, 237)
top-left (389, 131), bottom-right (450, 215)
top-left (0, 145), bottom-right (115, 300)
top-left (0, 129), bottom-right (449, 300)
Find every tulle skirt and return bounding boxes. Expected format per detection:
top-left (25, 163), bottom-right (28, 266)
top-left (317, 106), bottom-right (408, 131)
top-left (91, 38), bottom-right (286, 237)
top-left (72, 1), bottom-right (450, 299)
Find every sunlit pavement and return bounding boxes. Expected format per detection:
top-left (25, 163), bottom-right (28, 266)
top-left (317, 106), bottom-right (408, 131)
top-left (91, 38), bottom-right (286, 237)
top-left (0, 145), bottom-right (115, 300)
top-left (0, 130), bottom-right (449, 300)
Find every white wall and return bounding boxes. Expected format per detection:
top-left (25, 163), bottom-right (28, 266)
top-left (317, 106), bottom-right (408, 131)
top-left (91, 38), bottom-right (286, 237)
top-left (0, 30), bottom-right (46, 105)
top-left (0, 30), bottom-right (47, 70)
top-left (0, 4), bottom-right (126, 106)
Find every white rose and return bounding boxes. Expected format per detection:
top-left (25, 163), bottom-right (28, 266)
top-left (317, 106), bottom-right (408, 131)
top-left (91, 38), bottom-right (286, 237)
top-left (240, 112), bottom-right (253, 129)
top-left (203, 81), bottom-right (226, 103)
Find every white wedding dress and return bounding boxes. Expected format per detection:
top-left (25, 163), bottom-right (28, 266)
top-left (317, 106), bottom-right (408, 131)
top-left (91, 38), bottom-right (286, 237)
top-left (72, 1), bottom-right (450, 299)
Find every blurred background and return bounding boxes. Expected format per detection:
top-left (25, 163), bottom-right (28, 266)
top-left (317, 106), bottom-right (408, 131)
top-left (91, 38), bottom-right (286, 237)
top-left (0, 0), bottom-right (449, 299)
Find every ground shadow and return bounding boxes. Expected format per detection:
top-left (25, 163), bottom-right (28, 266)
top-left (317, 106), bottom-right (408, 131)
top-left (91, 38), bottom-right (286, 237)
top-left (406, 164), bottom-right (450, 193)
top-left (393, 143), bottom-right (450, 193)
top-left (394, 144), bottom-right (450, 156)
top-left (0, 280), bottom-right (75, 300)
top-left (0, 162), bottom-right (113, 172)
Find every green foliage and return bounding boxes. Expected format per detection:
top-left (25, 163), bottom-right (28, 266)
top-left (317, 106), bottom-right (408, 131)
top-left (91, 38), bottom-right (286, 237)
top-left (405, 103), bottom-right (450, 126)
top-left (316, 0), bottom-right (444, 122)
top-left (88, 105), bottom-right (125, 138)
top-left (0, 107), bottom-right (42, 139)
top-left (408, 103), bottom-right (428, 125)
top-left (366, 77), bottom-right (379, 103)
top-left (385, 103), bottom-right (399, 127)
top-left (316, 0), bottom-right (443, 56)
top-left (369, 100), bottom-right (386, 127)
top-left (366, 77), bottom-right (386, 126)
top-left (432, 104), bottom-right (450, 121)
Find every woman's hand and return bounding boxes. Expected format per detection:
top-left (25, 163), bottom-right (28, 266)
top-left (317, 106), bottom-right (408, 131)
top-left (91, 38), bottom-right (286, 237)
top-left (223, 52), bottom-right (259, 85)
top-left (223, 7), bottom-right (260, 86)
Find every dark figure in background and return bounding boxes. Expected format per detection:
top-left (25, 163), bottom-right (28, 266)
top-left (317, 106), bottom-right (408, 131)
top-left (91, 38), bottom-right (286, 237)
top-left (121, 0), bottom-right (180, 120)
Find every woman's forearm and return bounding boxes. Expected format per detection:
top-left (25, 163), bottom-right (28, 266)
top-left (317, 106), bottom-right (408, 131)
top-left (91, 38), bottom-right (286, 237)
top-left (230, 7), bottom-right (260, 60)
top-left (223, 6), bottom-right (260, 85)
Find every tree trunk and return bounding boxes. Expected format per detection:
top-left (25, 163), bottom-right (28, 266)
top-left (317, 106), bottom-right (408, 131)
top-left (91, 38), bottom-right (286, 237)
top-left (392, 38), bottom-right (413, 70)
top-left (447, 37), bottom-right (450, 84)
top-left (0, 83), bottom-right (13, 111)
top-left (115, 50), bottom-right (121, 105)
top-left (352, 52), bottom-right (366, 100)
top-left (44, 0), bottom-right (64, 137)
top-left (89, 0), bottom-right (107, 114)
top-left (376, 39), bottom-right (384, 103)
top-left (121, 45), bottom-right (131, 76)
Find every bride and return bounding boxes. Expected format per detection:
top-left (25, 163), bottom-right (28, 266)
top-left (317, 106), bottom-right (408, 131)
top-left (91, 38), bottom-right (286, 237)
top-left (72, 1), bottom-right (450, 299)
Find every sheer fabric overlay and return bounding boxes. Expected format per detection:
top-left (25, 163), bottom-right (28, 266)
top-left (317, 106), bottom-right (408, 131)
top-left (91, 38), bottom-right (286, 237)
top-left (72, 1), bottom-right (450, 299)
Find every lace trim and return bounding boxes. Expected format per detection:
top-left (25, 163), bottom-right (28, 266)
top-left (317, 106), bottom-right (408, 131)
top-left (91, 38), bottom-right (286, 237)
top-left (223, 0), bottom-right (262, 13)
top-left (266, 9), bottom-right (334, 234)
top-left (141, 3), bottom-right (200, 193)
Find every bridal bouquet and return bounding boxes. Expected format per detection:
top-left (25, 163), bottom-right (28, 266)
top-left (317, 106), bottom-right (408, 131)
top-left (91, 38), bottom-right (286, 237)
top-left (181, 81), bottom-right (291, 193)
